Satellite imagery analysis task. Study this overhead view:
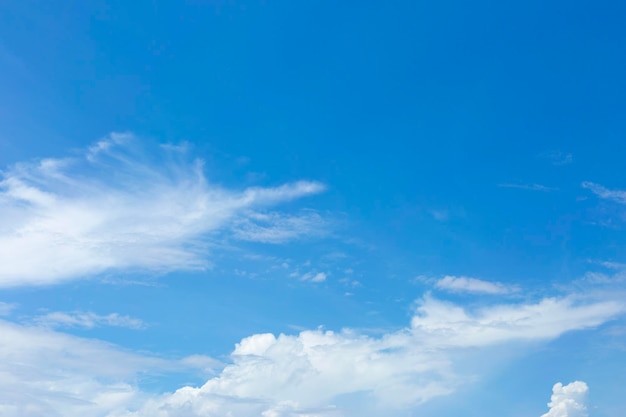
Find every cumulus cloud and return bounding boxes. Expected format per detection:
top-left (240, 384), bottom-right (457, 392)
top-left (540, 381), bottom-right (588, 417)
top-left (582, 181), bottom-right (626, 205)
top-left (0, 133), bottom-right (325, 287)
top-left (0, 295), bottom-right (621, 417)
top-left (434, 275), bottom-right (517, 295)
top-left (34, 311), bottom-right (145, 330)
top-left (112, 295), bottom-right (620, 417)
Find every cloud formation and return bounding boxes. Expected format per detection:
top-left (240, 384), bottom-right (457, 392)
top-left (0, 133), bottom-right (325, 287)
top-left (582, 181), bottom-right (626, 205)
top-left (34, 311), bottom-right (145, 330)
top-left (0, 318), bottom-right (208, 417)
top-left (0, 294), bottom-right (620, 417)
top-left (498, 183), bottom-right (556, 192)
top-left (115, 295), bottom-right (620, 417)
top-left (0, 301), bottom-right (16, 316)
top-left (540, 381), bottom-right (588, 417)
top-left (434, 275), bottom-right (517, 295)
top-left (232, 210), bottom-right (327, 243)
top-left (538, 151), bottom-right (573, 166)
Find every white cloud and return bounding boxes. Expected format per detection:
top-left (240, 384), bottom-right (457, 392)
top-left (538, 150), bottom-right (573, 166)
top-left (233, 210), bottom-right (326, 243)
top-left (540, 381), bottom-right (588, 417)
top-left (0, 295), bottom-right (621, 417)
top-left (434, 275), bottom-right (517, 295)
top-left (114, 295), bottom-right (620, 417)
top-left (0, 133), bottom-right (325, 287)
top-left (34, 311), bottom-right (145, 330)
top-left (411, 296), bottom-right (622, 346)
top-left (498, 183), bottom-right (556, 191)
top-left (0, 301), bottom-right (16, 316)
top-left (582, 181), bottom-right (626, 204)
top-left (0, 318), bottom-right (197, 417)
top-left (299, 271), bottom-right (328, 282)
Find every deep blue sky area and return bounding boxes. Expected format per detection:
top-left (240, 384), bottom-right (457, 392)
top-left (0, 1), bottom-right (625, 416)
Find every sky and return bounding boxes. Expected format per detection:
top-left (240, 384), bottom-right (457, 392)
top-left (1, 1), bottom-right (626, 416)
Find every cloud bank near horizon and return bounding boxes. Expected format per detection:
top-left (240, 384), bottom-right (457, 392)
top-left (0, 294), bottom-right (619, 417)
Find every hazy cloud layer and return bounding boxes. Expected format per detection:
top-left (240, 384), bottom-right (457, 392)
top-left (0, 133), bottom-right (325, 287)
top-left (0, 318), bottom-right (213, 417)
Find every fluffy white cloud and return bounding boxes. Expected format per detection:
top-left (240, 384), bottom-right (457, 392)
top-left (540, 381), bottom-right (588, 417)
top-left (0, 133), bottom-right (325, 287)
top-left (111, 295), bottom-right (621, 417)
top-left (0, 295), bottom-right (621, 417)
top-left (434, 275), bottom-right (517, 295)
top-left (34, 311), bottom-right (144, 329)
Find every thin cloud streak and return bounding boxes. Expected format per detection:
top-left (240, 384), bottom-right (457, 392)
top-left (34, 311), bottom-right (145, 330)
top-left (434, 275), bottom-right (518, 295)
top-left (498, 183), bottom-right (556, 192)
top-left (582, 181), bottom-right (626, 205)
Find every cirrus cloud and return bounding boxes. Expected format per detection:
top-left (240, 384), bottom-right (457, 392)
top-left (0, 133), bottom-right (326, 287)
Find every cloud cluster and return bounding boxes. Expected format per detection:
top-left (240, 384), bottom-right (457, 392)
top-left (0, 292), bottom-right (620, 417)
top-left (109, 295), bottom-right (620, 417)
top-left (540, 381), bottom-right (588, 417)
top-left (0, 133), bottom-right (325, 287)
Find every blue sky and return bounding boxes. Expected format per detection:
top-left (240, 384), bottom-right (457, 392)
top-left (1, 1), bottom-right (626, 416)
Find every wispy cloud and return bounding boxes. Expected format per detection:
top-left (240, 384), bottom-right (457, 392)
top-left (582, 181), bottom-right (626, 205)
top-left (434, 275), bottom-right (518, 295)
top-left (0, 302), bottom-right (16, 316)
top-left (0, 318), bottom-right (211, 417)
top-left (498, 183), bottom-right (556, 192)
top-left (232, 210), bottom-right (326, 243)
top-left (540, 381), bottom-right (588, 417)
top-left (292, 270), bottom-right (328, 283)
top-left (0, 133), bottom-right (326, 287)
top-left (34, 311), bottom-right (145, 330)
top-left (430, 209), bottom-right (449, 222)
top-left (538, 150), bottom-right (573, 166)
